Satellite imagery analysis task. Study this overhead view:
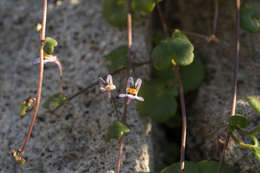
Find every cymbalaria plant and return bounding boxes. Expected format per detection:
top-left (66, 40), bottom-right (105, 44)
top-left (11, 0), bottom-right (260, 172)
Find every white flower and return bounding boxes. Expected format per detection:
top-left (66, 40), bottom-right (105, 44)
top-left (99, 74), bottom-right (116, 98)
top-left (33, 54), bottom-right (58, 65)
top-left (119, 77), bottom-right (144, 104)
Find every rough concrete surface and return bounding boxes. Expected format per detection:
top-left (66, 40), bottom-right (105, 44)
top-left (168, 0), bottom-right (260, 172)
top-left (0, 0), bottom-right (153, 172)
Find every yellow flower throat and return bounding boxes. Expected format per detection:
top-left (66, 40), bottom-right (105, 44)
top-left (127, 88), bottom-right (137, 95)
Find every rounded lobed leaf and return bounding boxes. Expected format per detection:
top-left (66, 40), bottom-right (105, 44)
top-left (247, 96), bottom-right (260, 114)
top-left (137, 79), bottom-right (178, 122)
top-left (171, 29), bottom-right (189, 41)
top-left (197, 160), bottom-right (235, 173)
top-left (152, 30), bottom-right (194, 69)
top-left (131, 0), bottom-right (156, 13)
top-left (179, 57), bottom-right (204, 93)
top-left (229, 114), bottom-right (248, 131)
top-left (105, 45), bottom-right (128, 73)
top-left (160, 161), bottom-right (199, 173)
top-left (170, 38), bottom-right (194, 66)
top-left (240, 3), bottom-right (260, 33)
top-left (153, 57), bottom-right (205, 93)
top-left (44, 37), bottom-right (58, 55)
top-left (103, 0), bottom-right (127, 28)
top-left (152, 39), bottom-right (175, 70)
top-left (106, 120), bottom-right (130, 141)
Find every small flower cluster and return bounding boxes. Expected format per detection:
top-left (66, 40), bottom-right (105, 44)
top-left (11, 149), bottom-right (26, 164)
top-left (99, 74), bottom-right (144, 104)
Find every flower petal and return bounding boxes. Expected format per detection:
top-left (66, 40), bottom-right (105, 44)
top-left (100, 87), bottom-right (106, 91)
top-left (127, 77), bottom-right (134, 91)
top-left (135, 78), bottom-right (142, 94)
top-left (106, 74), bottom-right (113, 84)
top-left (119, 94), bottom-right (128, 98)
top-left (135, 96), bottom-right (144, 101)
top-left (32, 58), bottom-right (40, 64)
top-left (99, 77), bottom-right (106, 85)
top-left (32, 56), bottom-right (57, 65)
top-left (126, 94), bottom-right (136, 100)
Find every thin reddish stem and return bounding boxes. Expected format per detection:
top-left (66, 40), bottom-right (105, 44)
top-left (20, 0), bottom-right (47, 153)
top-left (115, 0), bottom-right (132, 173)
top-left (217, 0), bottom-right (240, 172)
top-left (156, 3), bottom-right (187, 173)
top-left (213, 0), bottom-right (219, 35)
top-left (156, 3), bottom-right (169, 36)
top-left (173, 66), bottom-right (187, 173)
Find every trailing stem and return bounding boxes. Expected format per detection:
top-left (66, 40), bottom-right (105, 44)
top-left (217, 0), bottom-right (240, 173)
top-left (115, 0), bottom-right (132, 173)
top-left (20, 0), bottom-right (48, 153)
top-left (156, 3), bottom-right (187, 173)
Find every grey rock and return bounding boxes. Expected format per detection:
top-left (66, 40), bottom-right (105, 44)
top-left (0, 0), bottom-right (153, 172)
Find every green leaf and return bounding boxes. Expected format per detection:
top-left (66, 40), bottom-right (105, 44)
top-left (103, 0), bottom-right (127, 28)
top-left (171, 30), bottom-right (194, 66)
top-left (240, 3), bottom-right (260, 33)
top-left (250, 135), bottom-right (260, 162)
top-left (153, 57), bottom-right (205, 93)
top-left (152, 39), bottom-right (175, 70)
top-left (160, 161), bottom-right (199, 173)
top-left (43, 93), bottom-right (66, 109)
top-left (137, 79), bottom-right (178, 122)
top-left (152, 30), bottom-right (194, 69)
top-left (229, 114), bottom-right (248, 131)
top-left (107, 120), bottom-right (130, 141)
top-left (44, 37), bottom-right (58, 55)
top-left (198, 160), bottom-right (235, 173)
top-left (105, 45), bottom-right (128, 73)
top-left (155, 0), bottom-right (163, 3)
top-left (179, 57), bottom-right (204, 93)
top-left (131, 0), bottom-right (156, 13)
top-left (171, 29), bottom-right (189, 41)
top-left (20, 101), bottom-right (27, 116)
top-left (247, 96), bottom-right (260, 114)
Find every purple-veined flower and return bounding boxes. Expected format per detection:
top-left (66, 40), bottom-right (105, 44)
top-left (99, 74), bottom-right (116, 98)
top-left (119, 77), bottom-right (144, 104)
